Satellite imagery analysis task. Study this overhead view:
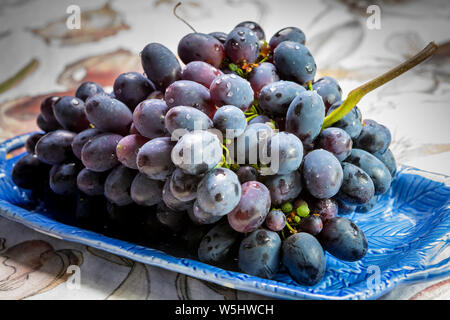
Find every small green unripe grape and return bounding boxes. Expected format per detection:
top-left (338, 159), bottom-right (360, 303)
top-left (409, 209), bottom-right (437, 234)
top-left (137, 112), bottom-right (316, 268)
top-left (296, 202), bottom-right (310, 217)
top-left (281, 202), bottom-right (293, 213)
top-left (294, 216), bottom-right (301, 224)
top-left (230, 163), bottom-right (240, 172)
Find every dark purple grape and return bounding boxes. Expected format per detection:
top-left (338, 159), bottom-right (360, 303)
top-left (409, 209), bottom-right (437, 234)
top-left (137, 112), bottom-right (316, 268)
top-left (264, 132), bottom-right (303, 175)
top-left (209, 31), bottom-right (228, 44)
top-left (71, 128), bottom-right (102, 160)
top-left (335, 198), bottom-right (356, 215)
top-left (76, 168), bottom-right (108, 196)
top-left (162, 179), bottom-right (193, 212)
top-left (187, 200), bottom-right (222, 225)
top-left (40, 96), bottom-right (59, 122)
top-left (356, 195), bottom-right (379, 213)
top-left (228, 181), bottom-right (271, 233)
top-left (248, 114), bottom-right (272, 126)
top-left (248, 62), bottom-right (280, 95)
top-left (81, 133), bottom-right (122, 172)
top-left (141, 43), bottom-right (181, 91)
top-left (137, 137), bottom-right (175, 180)
top-left (354, 119), bottom-right (392, 155)
top-left (35, 130), bottom-right (77, 165)
top-left (25, 133), bottom-right (44, 154)
top-left (236, 166), bottom-right (259, 184)
top-left (316, 127), bottom-right (352, 162)
top-left (36, 113), bottom-right (62, 132)
top-left (302, 149), bottom-right (343, 199)
top-left (298, 215), bottom-right (323, 235)
top-left (181, 61), bottom-right (223, 88)
top-left (164, 106), bottom-right (213, 134)
top-left (265, 209), bottom-right (286, 232)
top-left (130, 173), bottom-right (164, 207)
top-left (274, 41), bottom-right (316, 85)
top-left (235, 21), bottom-right (265, 41)
top-left (104, 165), bottom-right (137, 206)
top-left (198, 222), bottom-right (240, 264)
top-left (269, 27), bottom-right (306, 50)
top-left (165, 80), bottom-right (215, 118)
top-left (85, 94), bottom-right (132, 135)
top-left (212, 105), bottom-right (247, 139)
top-left (338, 162), bottom-right (375, 205)
top-left (12, 154), bottom-right (50, 189)
top-left (171, 130), bottom-right (222, 175)
top-left (53, 96), bottom-right (90, 132)
top-left (75, 81), bottom-right (104, 101)
top-left (286, 90), bottom-right (325, 150)
top-left (319, 217), bottom-right (368, 262)
top-left (312, 77), bottom-right (342, 112)
top-left (169, 168), bottom-right (202, 202)
top-left (258, 80), bottom-right (306, 117)
top-left (116, 134), bottom-right (149, 169)
top-left (49, 162), bottom-right (81, 196)
top-left (282, 232), bottom-right (325, 286)
top-left (225, 27), bottom-right (260, 64)
top-left (113, 72), bottom-right (156, 111)
top-left (196, 168), bottom-right (242, 216)
top-left (178, 33), bottom-right (225, 68)
top-left (210, 74), bottom-right (254, 112)
top-left (327, 102), bottom-right (363, 140)
top-left (374, 148), bottom-right (397, 178)
top-left (263, 170), bottom-right (302, 206)
top-left (238, 229), bottom-right (281, 279)
top-left (133, 99), bottom-right (168, 139)
top-left (311, 198), bottom-right (338, 223)
top-left (345, 149), bottom-right (392, 195)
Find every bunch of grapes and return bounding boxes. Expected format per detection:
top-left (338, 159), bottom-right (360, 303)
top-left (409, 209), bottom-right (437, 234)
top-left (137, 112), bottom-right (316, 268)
top-left (14, 13), bottom-right (429, 287)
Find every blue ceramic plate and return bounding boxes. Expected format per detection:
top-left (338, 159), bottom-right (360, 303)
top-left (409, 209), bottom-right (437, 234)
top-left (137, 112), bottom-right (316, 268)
top-left (0, 133), bottom-right (449, 300)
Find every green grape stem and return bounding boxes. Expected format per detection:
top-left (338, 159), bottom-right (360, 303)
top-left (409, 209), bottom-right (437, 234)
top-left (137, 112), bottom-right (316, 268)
top-left (322, 42), bottom-right (438, 129)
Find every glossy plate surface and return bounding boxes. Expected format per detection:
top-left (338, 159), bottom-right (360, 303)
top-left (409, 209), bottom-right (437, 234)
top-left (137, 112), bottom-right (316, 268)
top-left (0, 133), bottom-right (449, 300)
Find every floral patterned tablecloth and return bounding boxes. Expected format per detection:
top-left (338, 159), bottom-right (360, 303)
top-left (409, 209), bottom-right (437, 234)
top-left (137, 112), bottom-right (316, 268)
top-left (0, 0), bottom-right (449, 300)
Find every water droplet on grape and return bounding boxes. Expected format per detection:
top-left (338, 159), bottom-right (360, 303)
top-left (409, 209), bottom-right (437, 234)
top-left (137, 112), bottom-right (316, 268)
top-left (305, 64), bottom-right (314, 74)
top-left (168, 98), bottom-right (174, 104)
top-left (227, 91), bottom-right (233, 97)
top-left (237, 30), bottom-right (245, 36)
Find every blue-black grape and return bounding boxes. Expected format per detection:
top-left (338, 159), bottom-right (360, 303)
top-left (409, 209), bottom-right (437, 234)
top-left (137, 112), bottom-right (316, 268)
top-left (165, 80), bottom-right (215, 118)
top-left (133, 99), bottom-right (168, 139)
top-left (269, 27), bottom-right (306, 50)
top-left (225, 27), bottom-right (260, 64)
top-left (247, 114), bottom-right (272, 126)
top-left (311, 198), bottom-right (338, 223)
top-left (49, 162), bottom-right (81, 196)
top-left (286, 90), bottom-right (325, 150)
top-left (40, 96), bottom-right (59, 122)
top-left (71, 128), bottom-right (102, 160)
top-left (338, 162), bottom-right (375, 205)
top-left (130, 173), bottom-right (164, 207)
top-left (258, 80), bottom-right (306, 116)
top-left (116, 134), bottom-right (149, 169)
top-left (236, 165), bottom-right (259, 184)
top-left (104, 165), bottom-right (137, 206)
top-left (354, 119), bottom-right (392, 155)
top-left (282, 232), bottom-right (325, 286)
top-left (85, 94), bottom-right (132, 135)
top-left (210, 74), bottom-right (254, 111)
top-left (212, 105), bottom-right (247, 139)
top-left (198, 222), bottom-right (241, 264)
top-left (164, 106), bottom-right (213, 134)
top-left (273, 41), bottom-right (316, 85)
top-left (312, 76), bottom-right (342, 112)
top-left (248, 62), bottom-right (280, 95)
top-left (171, 130), bottom-right (222, 175)
top-left (187, 200), bottom-right (222, 225)
top-left (374, 148), bottom-right (397, 178)
top-left (113, 72), bottom-right (156, 111)
top-left (356, 195), bottom-right (379, 213)
top-left (12, 154), bottom-right (50, 189)
top-left (209, 31), bottom-right (228, 44)
top-left (238, 229), bottom-right (281, 279)
top-left (319, 217), bottom-right (368, 262)
top-left (53, 96), bottom-right (90, 132)
top-left (141, 43), bottom-right (181, 90)
top-left (76, 168), bottom-right (108, 196)
top-left (263, 170), bottom-right (302, 206)
top-left (178, 33), bottom-right (225, 68)
top-left (81, 133), bottom-right (122, 172)
top-left (196, 168), bottom-right (241, 216)
top-left (265, 209), bottom-right (286, 232)
top-left (25, 133), bottom-right (44, 154)
top-left (316, 127), bottom-right (352, 162)
top-left (228, 181), bottom-right (271, 233)
top-left (335, 198), bottom-right (356, 215)
top-left (264, 132), bottom-right (303, 175)
top-left (302, 149), bottom-right (343, 199)
top-left (181, 61), bottom-right (223, 88)
top-left (298, 215), bottom-right (323, 236)
top-left (327, 102), bottom-right (363, 139)
top-left (35, 130), bottom-right (77, 165)
top-left (137, 137), bottom-right (175, 180)
top-left (345, 149), bottom-right (392, 195)
top-left (37, 113), bottom-right (62, 132)
top-left (235, 21), bottom-right (265, 41)
top-left (75, 81), bottom-right (104, 101)
top-left (163, 178), bottom-right (194, 212)
top-left (169, 168), bottom-right (202, 202)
